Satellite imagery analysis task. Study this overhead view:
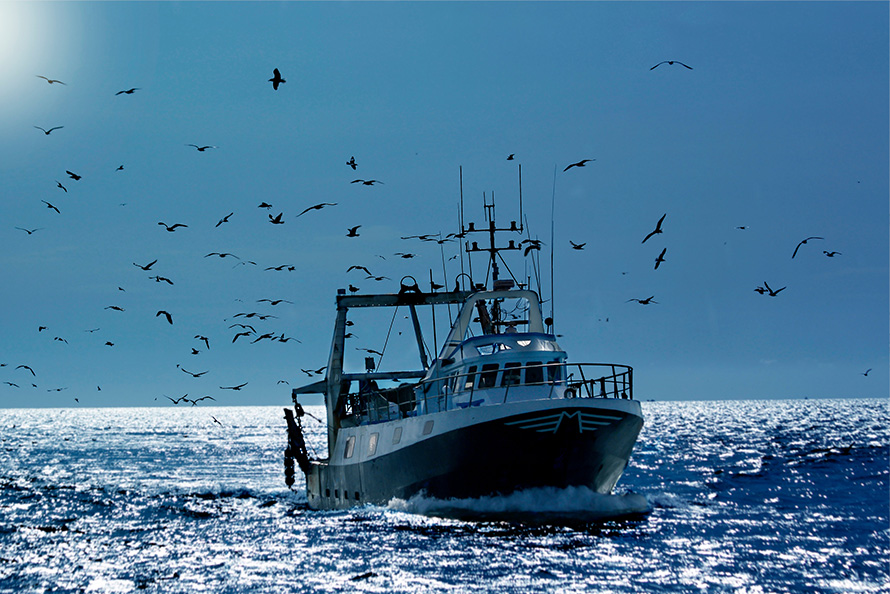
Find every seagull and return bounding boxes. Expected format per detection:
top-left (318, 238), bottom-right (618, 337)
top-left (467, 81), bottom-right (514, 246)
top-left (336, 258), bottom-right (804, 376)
top-left (297, 203), bottom-right (337, 217)
top-left (348, 265), bottom-right (372, 275)
top-left (563, 159), bottom-right (594, 172)
top-left (862, 368), bottom-right (872, 377)
top-left (16, 365), bottom-right (36, 376)
top-left (232, 331), bottom-right (253, 343)
top-left (351, 179), bottom-right (383, 186)
top-left (56, 181), bottom-right (67, 192)
top-left (257, 299), bottom-right (292, 305)
top-left (158, 222), bottom-right (188, 232)
top-left (180, 368), bottom-right (208, 378)
top-left (258, 202), bottom-right (273, 209)
top-left (66, 170), bottom-right (82, 180)
top-left (133, 259), bottom-right (158, 271)
top-left (569, 241), bottom-right (586, 250)
top-left (357, 347), bottom-right (384, 357)
top-left (34, 125), bottom-right (63, 135)
top-left (507, 154), bottom-right (515, 160)
top-left (156, 310), bottom-right (173, 325)
top-left (642, 214), bottom-right (666, 244)
top-left (221, 382), bottom-right (248, 391)
top-left (115, 88), bottom-right (141, 95)
top-left (41, 200), bottom-right (60, 214)
top-left (650, 60), bottom-right (693, 70)
top-left (792, 237), bottom-right (823, 259)
top-left (347, 156), bottom-right (357, 170)
top-left (195, 335), bottom-right (210, 349)
top-left (149, 275), bottom-right (174, 285)
top-left (269, 212), bottom-right (285, 224)
top-left (754, 286), bottom-right (767, 295)
top-left (15, 227), bottom-right (43, 235)
top-left (186, 144), bottom-right (216, 152)
top-left (627, 296), bottom-right (657, 305)
top-left (823, 251), bottom-right (842, 258)
top-left (346, 225), bottom-right (361, 237)
top-left (205, 252), bottom-right (240, 259)
top-left (269, 68), bottom-right (285, 90)
top-left (105, 305), bottom-right (125, 312)
top-left (116, 165), bottom-right (124, 171)
top-left (211, 415), bottom-right (223, 426)
top-left (36, 75), bottom-right (66, 85)
top-left (215, 213), bottom-right (234, 227)
top-left (654, 247), bottom-right (667, 270)
top-left (763, 281), bottom-right (786, 297)
top-left (165, 394), bottom-right (190, 405)
top-left (394, 252), bottom-right (416, 259)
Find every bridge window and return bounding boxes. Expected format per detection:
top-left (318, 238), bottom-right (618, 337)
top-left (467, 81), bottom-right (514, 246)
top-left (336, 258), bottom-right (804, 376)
top-left (525, 362), bottom-right (543, 385)
top-left (501, 362), bottom-right (522, 387)
top-left (547, 361), bottom-right (563, 383)
top-left (344, 436), bottom-right (356, 459)
top-left (478, 364), bottom-right (499, 389)
top-left (463, 366), bottom-right (477, 390)
top-left (368, 432), bottom-right (379, 456)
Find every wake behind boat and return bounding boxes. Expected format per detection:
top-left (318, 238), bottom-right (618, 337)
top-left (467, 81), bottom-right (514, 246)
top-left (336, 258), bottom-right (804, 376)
top-left (284, 183), bottom-right (644, 510)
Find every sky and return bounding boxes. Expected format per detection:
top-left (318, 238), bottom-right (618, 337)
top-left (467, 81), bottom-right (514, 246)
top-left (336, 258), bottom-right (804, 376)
top-left (0, 1), bottom-right (887, 409)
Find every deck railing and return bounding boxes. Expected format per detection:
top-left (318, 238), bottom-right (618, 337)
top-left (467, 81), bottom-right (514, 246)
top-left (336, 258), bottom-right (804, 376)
top-left (343, 362), bottom-right (633, 425)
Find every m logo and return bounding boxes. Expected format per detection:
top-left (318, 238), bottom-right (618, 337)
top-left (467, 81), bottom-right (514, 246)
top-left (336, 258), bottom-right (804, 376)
top-left (504, 410), bottom-right (623, 434)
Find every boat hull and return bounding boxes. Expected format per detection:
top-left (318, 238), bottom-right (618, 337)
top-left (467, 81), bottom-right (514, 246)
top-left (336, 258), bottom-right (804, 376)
top-left (305, 398), bottom-right (643, 510)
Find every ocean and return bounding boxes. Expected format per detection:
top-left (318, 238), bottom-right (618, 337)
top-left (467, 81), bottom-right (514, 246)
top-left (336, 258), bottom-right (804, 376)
top-left (0, 399), bottom-right (886, 593)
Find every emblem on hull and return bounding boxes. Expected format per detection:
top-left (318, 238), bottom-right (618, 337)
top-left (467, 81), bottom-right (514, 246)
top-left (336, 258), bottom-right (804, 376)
top-left (504, 410), bottom-right (623, 434)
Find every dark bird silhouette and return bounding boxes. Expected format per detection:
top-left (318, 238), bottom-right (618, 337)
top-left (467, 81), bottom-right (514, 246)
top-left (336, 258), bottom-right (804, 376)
top-left (654, 247), bottom-right (667, 270)
top-left (215, 213), bottom-right (234, 227)
top-left (507, 154), bottom-right (515, 160)
top-left (627, 296), bottom-right (657, 305)
top-left (180, 368), bottom-right (208, 378)
top-left (105, 305), bottom-right (125, 312)
top-left (347, 265), bottom-right (372, 276)
top-left (563, 159), bottom-right (594, 172)
top-left (36, 75), bottom-right (66, 85)
top-left (346, 225), bottom-right (361, 237)
top-left (792, 237), bottom-right (823, 259)
top-left (258, 202), bottom-right (273, 209)
top-left (15, 227), bottom-right (43, 235)
top-left (348, 284), bottom-right (360, 294)
top-left (116, 165), bottom-right (124, 171)
top-left (16, 365), bottom-right (36, 376)
top-left (347, 156), bottom-right (357, 170)
top-left (34, 125), bottom-right (63, 135)
top-left (754, 286), bottom-right (767, 295)
top-left (66, 170), bottom-right (82, 180)
top-left (257, 299), bottom-right (292, 305)
top-left (642, 214), bottom-right (666, 244)
top-left (41, 200), bottom-right (60, 214)
top-left (115, 88), bottom-right (140, 95)
top-left (233, 331), bottom-right (253, 343)
top-left (394, 252), bottom-right (416, 259)
top-left (156, 310), bottom-right (173, 325)
top-left (158, 222), bottom-right (188, 232)
top-left (186, 144), bottom-right (217, 152)
top-left (133, 259), bottom-right (158, 271)
top-left (523, 239), bottom-right (544, 257)
top-left (650, 60), bottom-right (693, 70)
top-left (105, 342), bottom-right (114, 347)
top-left (4, 382), bottom-right (19, 388)
top-left (205, 252), bottom-right (240, 259)
top-left (211, 415), bottom-right (223, 426)
top-left (357, 347), bottom-right (384, 357)
top-left (297, 203), bottom-right (337, 217)
top-left (351, 179), bottom-right (383, 186)
top-left (569, 241), bottom-right (586, 250)
top-left (149, 275), bottom-right (174, 285)
top-left (269, 68), bottom-right (285, 90)
top-left (862, 369), bottom-right (872, 377)
top-left (763, 281), bottom-right (786, 297)
top-left (269, 212), bottom-right (285, 224)
top-left (221, 382), bottom-right (248, 391)
top-left (53, 337), bottom-right (68, 344)
top-left (823, 251), bottom-right (842, 258)
top-left (56, 181), bottom-right (67, 192)
top-left (165, 394), bottom-right (189, 405)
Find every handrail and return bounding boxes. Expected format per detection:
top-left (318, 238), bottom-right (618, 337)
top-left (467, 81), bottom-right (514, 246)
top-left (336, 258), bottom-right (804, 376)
top-left (340, 362), bottom-right (633, 425)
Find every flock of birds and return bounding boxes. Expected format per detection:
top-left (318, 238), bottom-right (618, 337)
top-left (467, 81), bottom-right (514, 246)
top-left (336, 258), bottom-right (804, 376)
top-left (4, 60), bottom-right (872, 413)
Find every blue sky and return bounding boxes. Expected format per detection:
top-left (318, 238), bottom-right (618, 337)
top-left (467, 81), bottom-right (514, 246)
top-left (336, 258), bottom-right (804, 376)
top-left (1, 1), bottom-right (887, 408)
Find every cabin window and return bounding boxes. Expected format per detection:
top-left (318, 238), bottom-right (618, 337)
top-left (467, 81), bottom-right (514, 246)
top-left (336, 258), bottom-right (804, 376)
top-left (344, 436), bottom-right (356, 459)
top-left (547, 361), bottom-right (563, 383)
top-left (422, 420), bottom-right (434, 435)
top-left (392, 426), bottom-right (402, 444)
top-left (478, 363), bottom-right (499, 389)
top-left (463, 366), bottom-right (478, 391)
top-left (525, 362), bottom-right (544, 385)
top-left (368, 432), bottom-right (379, 456)
top-left (355, 492), bottom-right (360, 501)
top-left (501, 362), bottom-right (522, 387)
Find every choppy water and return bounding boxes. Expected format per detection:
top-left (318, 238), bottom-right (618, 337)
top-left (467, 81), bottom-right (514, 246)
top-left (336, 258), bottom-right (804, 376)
top-left (0, 399), bottom-right (887, 593)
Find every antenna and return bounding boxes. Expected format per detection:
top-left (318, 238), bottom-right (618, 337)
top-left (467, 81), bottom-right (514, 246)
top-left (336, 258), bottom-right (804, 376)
top-left (549, 164), bottom-right (557, 333)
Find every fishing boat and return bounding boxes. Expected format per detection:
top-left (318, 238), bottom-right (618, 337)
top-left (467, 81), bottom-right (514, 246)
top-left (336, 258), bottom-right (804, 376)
top-left (283, 190), bottom-right (644, 510)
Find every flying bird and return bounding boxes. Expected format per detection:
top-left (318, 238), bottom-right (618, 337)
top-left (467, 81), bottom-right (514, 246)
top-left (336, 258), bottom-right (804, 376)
top-left (15, 227), bottom-right (43, 235)
top-left (258, 202), bottom-right (273, 209)
top-left (66, 170), bottom-right (82, 180)
top-left (351, 179), bottom-right (383, 186)
top-left (862, 369), bottom-right (872, 377)
top-left (56, 181), bottom-right (67, 192)
top-left (34, 125), bottom-right (63, 135)
top-left (346, 225), bottom-right (361, 237)
top-left (215, 213), bottom-right (234, 227)
top-left (16, 365), bottom-right (36, 376)
top-left (642, 214), bottom-right (666, 244)
top-left (257, 299), bottom-right (292, 305)
top-left (41, 200), bottom-right (60, 214)
top-left (205, 252), bottom-right (240, 259)
top-left (823, 251), bottom-right (841, 258)
top-left (186, 144), bottom-right (217, 152)
top-left (133, 259), bottom-right (158, 271)
top-left (221, 382), bottom-right (248, 391)
top-left (36, 75), bottom-right (66, 85)
top-left (763, 281), bottom-right (786, 297)
top-left (156, 310), bottom-right (173, 325)
top-left (269, 212), bottom-right (284, 224)
top-left (627, 296), bottom-right (657, 305)
top-left (563, 159), bottom-right (594, 172)
top-left (195, 335), bottom-right (210, 349)
top-left (115, 88), bottom-right (141, 95)
top-left (180, 368), bottom-right (208, 378)
top-left (569, 241), bottom-right (586, 250)
top-left (269, 68), bottom-right (285, 90)
top-left (149, 275), bottom-right (174, 285)
top-left (158, 222), bottom-right (188, 232)
top-left (346, 156), bottom-right (357, 170)
top-left (507, 154), bottom-right (515, 160)
top-left (650, 60), bottom-right (693, 70)
top-left (105, 305), bottom-right (125, 312)
top-left (791, 237), bottom-right (824, 259)
top-left (654, 247), bottom-right (667, 270)
top-left (211, 415), bottom-right (223, 426)
top-left (347, 265), bottom-right (372, 276)
top-left (297, 203), bottom-right (337, 217)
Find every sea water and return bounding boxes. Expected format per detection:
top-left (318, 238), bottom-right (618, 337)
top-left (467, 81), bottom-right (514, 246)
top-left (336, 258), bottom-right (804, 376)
top-left (0, 399), bottom-right (886, 593)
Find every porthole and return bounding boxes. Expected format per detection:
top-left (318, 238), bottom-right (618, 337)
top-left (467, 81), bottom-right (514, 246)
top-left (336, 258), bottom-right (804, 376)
top-left (422, 420), bottom-right (434, 435)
